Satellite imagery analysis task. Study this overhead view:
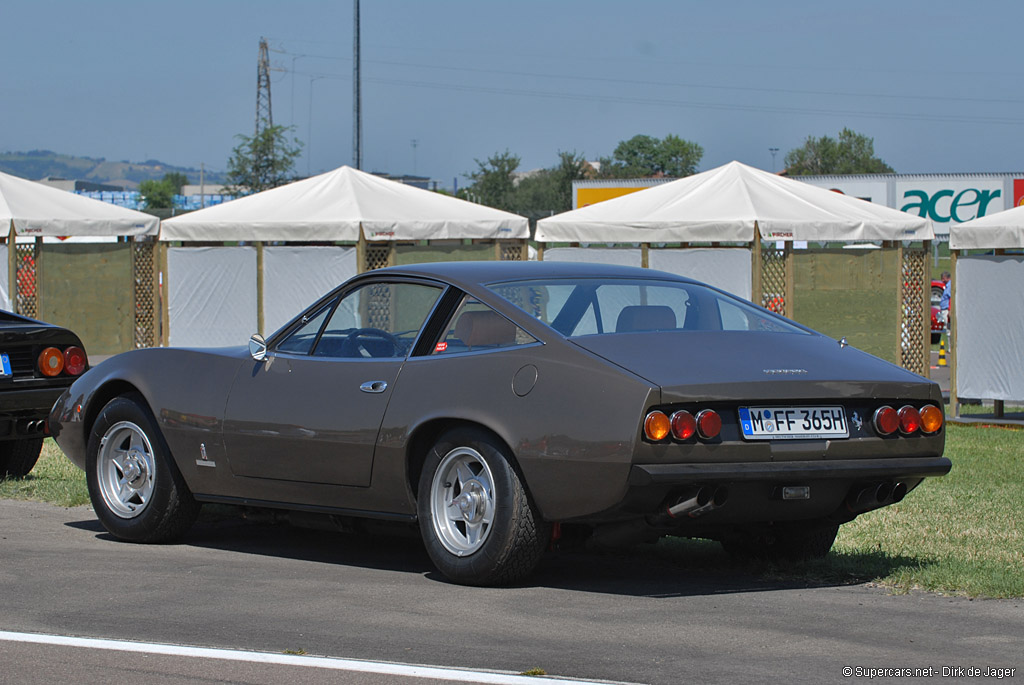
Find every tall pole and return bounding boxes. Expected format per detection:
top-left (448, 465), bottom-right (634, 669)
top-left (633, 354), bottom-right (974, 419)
top-left (353, 0), bottom-right (362, 169)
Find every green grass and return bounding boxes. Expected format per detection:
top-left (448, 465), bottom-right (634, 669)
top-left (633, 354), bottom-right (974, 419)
top-left (4, 426), bottom-right (1022, 598)
top-left (0, 439), bottom-right (89, 507)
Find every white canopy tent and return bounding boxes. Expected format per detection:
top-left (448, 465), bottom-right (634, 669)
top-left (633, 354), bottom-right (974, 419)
top-left (536, 161), bottom-right (932, 244)
top-left (161, 165), bottom-right (529, 242)
top-left (1, 170), bottom-right (159, 314)
top-left (949, 206), bottom-right (1024, 410)
top-left (159, 165), bottom-right (529, 347)
top-left (536, 161), bottom-right (935, 373)
top-left (1, 170), bottom-right (158, 237)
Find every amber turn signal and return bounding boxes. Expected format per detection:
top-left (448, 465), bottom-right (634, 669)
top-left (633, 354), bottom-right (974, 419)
top-left (644, 411), bottom-right (671, 441)
top-left (39, 347), bottom-right (65, 377)
top-left (920, 404), bottom-right (944, 434)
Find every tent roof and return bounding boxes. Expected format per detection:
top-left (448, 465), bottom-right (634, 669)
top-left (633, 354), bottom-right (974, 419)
top-left (0, 171), bottom-right (158, 237)
top-left (949, 203), bottom-right (1024, 249)
top-left (536, 161), bottom-right (932, 243)
top-left (161, 165), bottom-right (529, 242)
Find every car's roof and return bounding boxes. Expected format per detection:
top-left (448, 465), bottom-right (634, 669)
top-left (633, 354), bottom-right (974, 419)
top-left (367, 260), bottom-right (696, 289)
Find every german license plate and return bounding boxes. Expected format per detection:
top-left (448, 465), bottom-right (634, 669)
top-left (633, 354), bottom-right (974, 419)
top-left (739, 406), bottom-right (848, 440)
top-left (0, 353), bottom-right (10, 377)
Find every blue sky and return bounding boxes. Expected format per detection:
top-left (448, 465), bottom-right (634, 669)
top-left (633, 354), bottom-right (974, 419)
top-left (2, 0), bottom-right (1020, 189)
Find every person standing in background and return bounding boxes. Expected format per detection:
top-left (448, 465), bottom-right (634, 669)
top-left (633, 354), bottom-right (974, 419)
top-left (938, 270), bottom-right (952, 332)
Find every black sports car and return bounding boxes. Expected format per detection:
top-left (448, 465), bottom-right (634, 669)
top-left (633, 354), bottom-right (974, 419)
top-left (0, 310), bottom-right (88, 478)
top-left (50, 262), bottom-right (949, 585)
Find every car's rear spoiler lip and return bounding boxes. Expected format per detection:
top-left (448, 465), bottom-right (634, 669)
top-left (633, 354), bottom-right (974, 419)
top-left (629, 456), bottom-right (952, 486)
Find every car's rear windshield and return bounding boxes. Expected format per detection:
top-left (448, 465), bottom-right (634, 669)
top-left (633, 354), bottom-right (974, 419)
top-left (487, 278), bottom-right (808, 337)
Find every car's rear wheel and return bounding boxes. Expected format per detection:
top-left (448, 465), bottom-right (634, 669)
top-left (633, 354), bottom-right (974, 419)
top-left (0, 438), bottom-right (44, 479)
top-left (720, 521), bottom-right (839, 561)
top-left (86, 393), bottom-right (200, 542)
top-left (417, 427), bottom-right (549, 586)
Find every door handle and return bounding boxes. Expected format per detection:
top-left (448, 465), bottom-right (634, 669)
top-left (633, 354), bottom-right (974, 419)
top-left (359, 380), bottom-right (388, 394)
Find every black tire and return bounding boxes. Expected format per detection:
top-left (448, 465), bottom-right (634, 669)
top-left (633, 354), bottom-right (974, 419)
top-left (931, 332), bottom-right (941, 345)
top-left (0, 438), bottom-right (44, 479)
top-left (417, 427), bottom-right (550, 586)
top-left (86, 393), bottom-right (200, 543)
top-left (721, 521), bottom-right (839, 562)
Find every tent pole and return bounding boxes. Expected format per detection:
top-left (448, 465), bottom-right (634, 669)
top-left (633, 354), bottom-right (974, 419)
top-left (641, 243), bottom-right (649, 269)
top-left (7, 222), bottom-right (15, 314)
top-left (160, 241), bottom-right (170, 347)
top-left (256, 241), bottom-right (265, 336)
top-left (357, 225), bottom-right (366, 273)
top-left (752, 223), bottom-right (761, 305)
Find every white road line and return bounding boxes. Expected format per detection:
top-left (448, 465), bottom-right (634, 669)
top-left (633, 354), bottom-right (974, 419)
top-left (0, 630), bottom-right (618, 684)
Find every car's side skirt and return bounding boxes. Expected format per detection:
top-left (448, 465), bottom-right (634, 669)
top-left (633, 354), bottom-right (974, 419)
top-left (193, 493), bottom-right (418, 523)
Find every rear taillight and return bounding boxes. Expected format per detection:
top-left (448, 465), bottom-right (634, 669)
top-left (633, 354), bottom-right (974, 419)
top-left (670, 410), bottom-right (697, 440)
top-left (920, 405), bottom-right (944, 434)
top-left (898, 405), bottom-right (922, 435)
top-left (64, 346), bottom-right (87, 376)
top-left (696, 409), bottom-right (722, 439)
top-left (873, 406), bottom-right (899, 436)
top-left (39, 347), bottom-right (64, 377)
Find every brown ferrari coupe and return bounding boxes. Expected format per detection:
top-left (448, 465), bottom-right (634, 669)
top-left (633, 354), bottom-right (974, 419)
top-left (50, 262), bottom-right (949, 585)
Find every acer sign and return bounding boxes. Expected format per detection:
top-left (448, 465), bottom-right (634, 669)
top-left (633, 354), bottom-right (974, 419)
top-left (796, 173), bottom-right (1024, 236)
top-left (897, 181), bottom-right (1002, 224)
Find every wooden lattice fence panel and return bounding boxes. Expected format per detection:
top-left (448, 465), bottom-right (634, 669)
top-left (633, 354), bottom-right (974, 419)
top-left (133, 240), bottom-right (157, 348)
top-left (900, 248), bottom-right (929, 376)
top-left (760, 246), bottom-right (787, 316)
top-left (15, 242), bottom-right (38, 319)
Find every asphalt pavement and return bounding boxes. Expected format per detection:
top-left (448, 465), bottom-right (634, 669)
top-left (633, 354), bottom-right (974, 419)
top-left (1, 499), bottom-right (1020, 684)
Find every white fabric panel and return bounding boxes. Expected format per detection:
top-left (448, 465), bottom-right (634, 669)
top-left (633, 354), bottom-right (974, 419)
top-left (543, 247), bottom-right (642, 267)
top-left (649, 248), bottom-right (752, 299)
top-left (0, 244), bottom-right (9, 311)
top-left (161, 165), bottom-right (528, 241)
top-left (950, 204), bottom-right (1024, 249)
top-left (168, 247), bottom-right (257, 348)
top-left (955, 256), bottom-right (1024, 401)
top-left (0, 171), bottom-right (158, 237)
top-left (536, 161), bottom-right (931, 244)
top-left (263, 246), bottom-right (357, 334)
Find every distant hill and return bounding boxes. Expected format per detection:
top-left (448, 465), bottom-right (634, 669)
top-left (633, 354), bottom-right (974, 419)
top-left (0, 150), bottom-right (226, 189)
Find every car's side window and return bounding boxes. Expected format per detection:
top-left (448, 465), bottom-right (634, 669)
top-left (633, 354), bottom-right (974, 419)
top-left (431, 297), bottom-right (536, 355)
top-left (276, 300), bottom-right (335, 355)
top-left (311, 281), bottom-right (442, 359)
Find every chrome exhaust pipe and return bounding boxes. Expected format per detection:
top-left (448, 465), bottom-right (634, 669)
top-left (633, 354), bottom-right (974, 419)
top-left (666, 486), bottom-right (728, 519)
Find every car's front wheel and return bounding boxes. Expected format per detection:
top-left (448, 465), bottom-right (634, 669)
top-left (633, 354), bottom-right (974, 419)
top-left (86, 393), bottom-right (200, 542)
top-left (417, 427), bottom-right (549, 585)
top-left (0, 438), bottom-right (44, 479)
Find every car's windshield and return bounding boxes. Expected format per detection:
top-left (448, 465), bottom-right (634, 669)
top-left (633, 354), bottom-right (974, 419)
top-left (487, 278), bottom-right (808, 337)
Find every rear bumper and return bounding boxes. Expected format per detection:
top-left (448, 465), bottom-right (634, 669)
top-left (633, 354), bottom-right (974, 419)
top-left (629, 457), bottom-right (952, 485)
top-left (0, 386), bottom-right (66, 441)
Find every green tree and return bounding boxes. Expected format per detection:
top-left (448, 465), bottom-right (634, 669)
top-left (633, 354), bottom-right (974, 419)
top-left (784, 127), bottom-right (894, 175)
top-left (138, 172), bottom-right (189, 209)
top-left (598, 134), bottom-right (703, 178)
top-left (224, 121), bottom-right (303, 194)
top-left (464, 150), bottom-right (520, 211)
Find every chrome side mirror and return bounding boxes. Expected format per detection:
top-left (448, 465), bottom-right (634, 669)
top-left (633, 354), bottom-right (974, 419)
top-left (249, 334), bottom-right (268, 361)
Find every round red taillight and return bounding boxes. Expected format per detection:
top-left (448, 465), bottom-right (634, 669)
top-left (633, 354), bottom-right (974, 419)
top-left (696, 409), bottom-right (722, 439)
top-left (39, 347), bottom-right (64, 377)
top-left (64, 346), bottom-right (87, 376)
top-left (898, 405), bottom-right (922, 435)
top-left (670, 410), bottom-right (697, 440)
top-left (644, 411), bottom-right (671, 442)
top-left (873, 406), bottom-right (899, 436)
top-left (920, 404), bottom-right (944, 434)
